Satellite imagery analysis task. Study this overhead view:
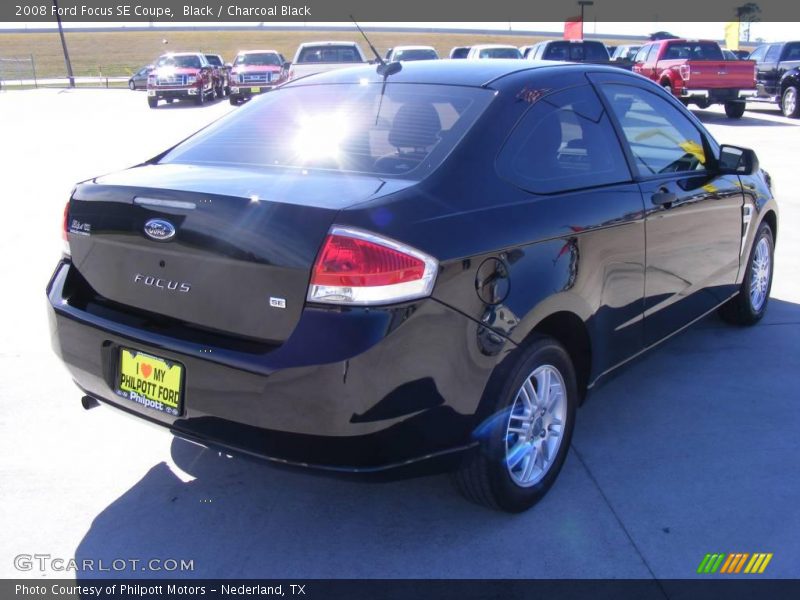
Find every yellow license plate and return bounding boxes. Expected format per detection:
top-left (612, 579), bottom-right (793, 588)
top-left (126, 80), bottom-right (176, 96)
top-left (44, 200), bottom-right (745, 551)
top-left (116, 348), bottom-right (184, 416)
top-left (251, 87), bottom-right (261, 93)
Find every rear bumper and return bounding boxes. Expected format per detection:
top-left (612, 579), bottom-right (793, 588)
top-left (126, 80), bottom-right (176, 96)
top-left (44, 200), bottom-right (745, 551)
top-left (679, 88), bottom-right (756, 101)
top-left (47, 260), bottom-right (509, 474)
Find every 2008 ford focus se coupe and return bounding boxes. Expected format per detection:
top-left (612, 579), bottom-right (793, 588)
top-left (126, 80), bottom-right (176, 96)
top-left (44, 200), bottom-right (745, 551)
top-left (48, 61), bottom-right (778, 512)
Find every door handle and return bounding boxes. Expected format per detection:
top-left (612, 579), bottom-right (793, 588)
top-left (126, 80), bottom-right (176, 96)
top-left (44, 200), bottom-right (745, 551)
top-left (651, 191), bottom-right (677, 207)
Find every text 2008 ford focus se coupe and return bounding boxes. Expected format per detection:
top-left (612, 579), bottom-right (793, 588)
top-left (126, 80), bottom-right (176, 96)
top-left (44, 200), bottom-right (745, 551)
top-left (48, 61), bottom-right (777, 512)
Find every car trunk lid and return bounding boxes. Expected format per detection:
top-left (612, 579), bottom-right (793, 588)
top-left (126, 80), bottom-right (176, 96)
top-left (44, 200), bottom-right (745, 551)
top-left (67, 163), bottom-right (403, 343)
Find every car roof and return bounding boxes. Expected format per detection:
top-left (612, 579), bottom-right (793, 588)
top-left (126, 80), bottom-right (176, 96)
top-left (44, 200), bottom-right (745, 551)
top-left (297, 41), bottom-right (360, 47)
top-left (470, 44), bottom-right (519, 50)
top-left (282, 59), bottom-right (639, 89)
top-left (392, 45), bottom-right (437, 51)
top-left (655, 39), bottom-right (718, 44)
top-left (161, 52), bottom-right (202, 57)
top-left (545, 40), bottom-right (603, 44)
top-left (238, 49), bottom-right (281, 55)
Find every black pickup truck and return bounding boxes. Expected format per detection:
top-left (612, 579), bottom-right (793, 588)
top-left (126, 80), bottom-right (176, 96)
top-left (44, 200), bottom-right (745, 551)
top-left (526, 40), bottom-right (635, 70)
top-left (748, 41), bottom-right (800, 117)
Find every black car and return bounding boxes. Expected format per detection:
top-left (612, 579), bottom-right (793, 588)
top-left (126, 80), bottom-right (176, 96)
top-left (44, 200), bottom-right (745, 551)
top-left (49, 61), bottom-right (778, 512)
top-left (128, 65), bottom-right (152, 90)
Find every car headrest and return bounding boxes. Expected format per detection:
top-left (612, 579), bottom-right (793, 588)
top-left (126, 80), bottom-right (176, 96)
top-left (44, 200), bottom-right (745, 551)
top-left (388, 102), bottom-right (442, 150)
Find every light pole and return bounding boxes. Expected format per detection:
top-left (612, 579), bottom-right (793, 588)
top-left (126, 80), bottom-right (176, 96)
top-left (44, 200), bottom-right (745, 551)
top-left (52, 0), bottom-right (75, 87)
top-left (578, 1), bottom-right (594, 39)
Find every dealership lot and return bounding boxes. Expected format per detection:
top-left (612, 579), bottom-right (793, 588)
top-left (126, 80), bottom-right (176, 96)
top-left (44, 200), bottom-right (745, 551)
top-left (0, 88), bottom-right (798, 579)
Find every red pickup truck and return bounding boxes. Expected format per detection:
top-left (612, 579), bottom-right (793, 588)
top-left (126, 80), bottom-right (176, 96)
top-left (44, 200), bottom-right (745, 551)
top-left (146, 52), bottom-right (215, 108)
top-left (632, 39), bottom-right (756, 118)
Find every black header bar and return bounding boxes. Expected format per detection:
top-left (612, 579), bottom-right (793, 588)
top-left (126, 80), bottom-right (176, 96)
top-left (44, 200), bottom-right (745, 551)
top-left (3, 0), bottom-right (800, 23)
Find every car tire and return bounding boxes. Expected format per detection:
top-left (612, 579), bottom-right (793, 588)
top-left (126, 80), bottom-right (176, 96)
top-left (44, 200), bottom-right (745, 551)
top-left (781, 86), bottom-right (800, 118)
top-left (229, 96), bottom-right (239, 106)
top-left (453, 336), bottom-right (577, 512)
top-left (147, 97), bottom-right (158, 109)
top-left (718, 221), bottom-right (774, 325)
top-left (724, 101), bottom-right (746, 119)
top-left (128, 80), bottom-right (135, 91)
top-left (661, 80), bottom-right (673, 96)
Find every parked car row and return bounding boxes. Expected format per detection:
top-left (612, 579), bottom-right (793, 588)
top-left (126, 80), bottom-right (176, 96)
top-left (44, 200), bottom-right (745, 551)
top-left (139, 50), bottom-right (285, 108)
top-left (130, 38), bottom-right (800, 119)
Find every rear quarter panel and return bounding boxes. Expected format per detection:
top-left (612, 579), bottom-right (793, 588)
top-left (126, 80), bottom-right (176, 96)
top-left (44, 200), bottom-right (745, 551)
top-left (339, 69), bottom-right (646, 380)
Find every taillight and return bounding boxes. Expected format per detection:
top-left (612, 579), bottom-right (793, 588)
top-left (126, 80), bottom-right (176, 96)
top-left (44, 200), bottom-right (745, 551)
top-left (62, 201), bottom-right (71, 256)
top-left (307, 227), bottom-right (438, 305)
top-left (679, 64), bottom-right (691, 81)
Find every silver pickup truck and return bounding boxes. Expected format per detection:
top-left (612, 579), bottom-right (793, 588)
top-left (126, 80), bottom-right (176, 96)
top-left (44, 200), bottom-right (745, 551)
top-left (287, 41), bottom-right (368, 81)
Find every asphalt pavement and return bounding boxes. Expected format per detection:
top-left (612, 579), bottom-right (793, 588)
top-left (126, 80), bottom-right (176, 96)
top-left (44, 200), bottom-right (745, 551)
top-left (0, 88), bottom-right (797, 580)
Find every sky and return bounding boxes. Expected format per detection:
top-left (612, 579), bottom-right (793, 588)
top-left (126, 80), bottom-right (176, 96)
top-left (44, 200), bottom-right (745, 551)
top-left (1, 21), bottom-right (797, 43)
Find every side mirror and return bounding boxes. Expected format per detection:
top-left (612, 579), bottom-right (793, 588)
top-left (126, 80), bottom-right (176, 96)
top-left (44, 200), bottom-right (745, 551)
top-left (718, 144), bottom-right (759, 176)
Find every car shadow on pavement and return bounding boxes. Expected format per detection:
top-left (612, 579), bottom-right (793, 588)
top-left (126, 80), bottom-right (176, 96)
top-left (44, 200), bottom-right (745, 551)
top-left (693, 108), bottom-right (794, 126)
top-left (72, 299), bottom-right (800, 579)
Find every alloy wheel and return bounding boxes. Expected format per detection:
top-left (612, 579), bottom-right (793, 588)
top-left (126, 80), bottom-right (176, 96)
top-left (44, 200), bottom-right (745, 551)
top-left (505, 365), bottom-right (567, 487)
top-left (783, 88), bottom-right (797, 117)
top-left (749, 237), bottom-right (771, 312)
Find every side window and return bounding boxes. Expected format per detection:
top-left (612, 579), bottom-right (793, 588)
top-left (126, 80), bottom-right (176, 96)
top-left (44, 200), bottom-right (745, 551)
top-left (748, 45), bottom-right (766, 63)
top-left (646, 44), bottom-right (660, 63)
top-left (497, 85), bottom-right (631, 194)
top-left (783, 43), bottom-right (800, 61)
top-left (764, 44), bottom-right (782, 62)
top-left (633, 45), bottom-right (650, 63)
top-left (599, 84), bottom-right (709, 176)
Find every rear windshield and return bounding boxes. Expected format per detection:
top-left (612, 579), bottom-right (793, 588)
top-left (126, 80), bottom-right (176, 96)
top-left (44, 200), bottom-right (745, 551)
top-left (297, 46), bottom-right (363, 63)
top-left (451, 47), bottom-right (470, 59)
top-left (662, 42), bottom-right (724, 61)
top-left (205, 55), bottom-right (223, 66)
top-left (394, 49), bottom-right (438, 61)
top-left (479, 48), bottom-right (521, 59)
top-left (543, 42), bottom-right (609, 61)
top-left (160, 83), bottom-right (494, 179)
top-left (235, 53), bottom-right (282, 66)
top-left (158, 55), bottom-right (202, 69)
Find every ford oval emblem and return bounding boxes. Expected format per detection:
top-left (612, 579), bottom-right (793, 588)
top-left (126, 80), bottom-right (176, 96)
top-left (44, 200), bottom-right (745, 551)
top-left (143, 218), bottom-right (176, 242)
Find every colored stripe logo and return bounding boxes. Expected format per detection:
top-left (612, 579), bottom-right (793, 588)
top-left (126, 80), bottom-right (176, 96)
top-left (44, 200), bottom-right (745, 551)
top-left (697, 553), bottom-right (773, 574)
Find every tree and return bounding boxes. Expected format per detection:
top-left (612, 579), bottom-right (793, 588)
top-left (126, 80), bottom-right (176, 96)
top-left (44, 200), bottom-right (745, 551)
top-left (736, 3), bottom-right (762, 42)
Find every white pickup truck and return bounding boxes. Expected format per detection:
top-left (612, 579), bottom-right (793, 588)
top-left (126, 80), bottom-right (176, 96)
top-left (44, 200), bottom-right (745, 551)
top-left (287, 41), bottom-right (368, 81)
